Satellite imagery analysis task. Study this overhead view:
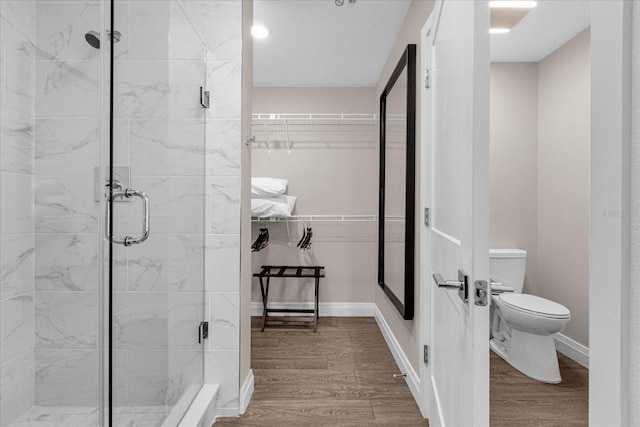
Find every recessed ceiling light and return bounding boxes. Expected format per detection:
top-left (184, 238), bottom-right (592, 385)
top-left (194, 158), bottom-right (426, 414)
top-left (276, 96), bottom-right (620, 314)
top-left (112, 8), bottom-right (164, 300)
top-left (489, 28), bottom-right (511, 34)
top-left (489, 1), bottom-right (537, 8)
top-left (251, 24), bottom-right (270, 40)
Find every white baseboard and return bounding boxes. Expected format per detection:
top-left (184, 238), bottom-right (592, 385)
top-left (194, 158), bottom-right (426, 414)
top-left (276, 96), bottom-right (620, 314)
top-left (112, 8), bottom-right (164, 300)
top-left (239, 370), bottom-right (254, 415)
top-left (373, 305), bottom-right (421, 405)
top-left (554, 332), bottom-right (589, 368)
top-left (250, 302), bottom-right (375, 317)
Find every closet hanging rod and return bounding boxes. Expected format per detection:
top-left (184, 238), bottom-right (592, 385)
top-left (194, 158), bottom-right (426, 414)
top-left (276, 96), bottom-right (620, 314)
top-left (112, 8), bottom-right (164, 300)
top-left (251, 215), bottom-right (406, 223)
top-left (252, 113), bottom-right (379, 121)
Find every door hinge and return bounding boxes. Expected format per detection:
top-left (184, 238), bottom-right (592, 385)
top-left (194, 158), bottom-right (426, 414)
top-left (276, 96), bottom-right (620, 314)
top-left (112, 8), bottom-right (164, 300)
top-left (198, 321), bottom-right (209, 343)
top-left (424, 345), bottom-right (429, 365)
top-left (424, 68), bottom-right (430, 89)
top-left (200, 86), bottom-right (210, 109)
top-left (424, 207), bottom-right (430, 227)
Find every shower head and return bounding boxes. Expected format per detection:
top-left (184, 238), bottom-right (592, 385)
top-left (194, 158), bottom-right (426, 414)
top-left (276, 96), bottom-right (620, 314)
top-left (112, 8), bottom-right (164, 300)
top-left (84, 30), bottom-right (122, 49)
top-left (85, 30), bottom-right (101, 49)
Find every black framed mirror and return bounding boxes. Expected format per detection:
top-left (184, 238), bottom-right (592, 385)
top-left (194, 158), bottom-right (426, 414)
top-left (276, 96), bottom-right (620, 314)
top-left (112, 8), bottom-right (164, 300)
top-left (378, 44), bottom-right (416, 320)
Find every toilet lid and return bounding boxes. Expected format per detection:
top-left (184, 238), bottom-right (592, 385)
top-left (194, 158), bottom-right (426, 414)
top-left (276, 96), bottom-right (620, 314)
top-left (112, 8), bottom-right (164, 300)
top-left (499, 293), bottom-right (570, 319)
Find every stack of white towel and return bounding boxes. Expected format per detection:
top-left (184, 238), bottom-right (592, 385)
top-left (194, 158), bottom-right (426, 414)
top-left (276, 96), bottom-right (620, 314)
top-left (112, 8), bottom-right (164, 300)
top-left (251, 177), bottom-right (297, 218)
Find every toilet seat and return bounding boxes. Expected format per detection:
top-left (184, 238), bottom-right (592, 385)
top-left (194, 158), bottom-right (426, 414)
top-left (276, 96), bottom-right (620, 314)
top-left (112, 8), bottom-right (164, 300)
top-left (498, 293), bottom-right (570, 319)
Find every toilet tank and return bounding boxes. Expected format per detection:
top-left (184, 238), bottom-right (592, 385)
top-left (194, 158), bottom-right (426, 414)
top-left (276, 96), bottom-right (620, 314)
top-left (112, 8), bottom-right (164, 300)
top-left (489, 249), bottom-right (527, 293)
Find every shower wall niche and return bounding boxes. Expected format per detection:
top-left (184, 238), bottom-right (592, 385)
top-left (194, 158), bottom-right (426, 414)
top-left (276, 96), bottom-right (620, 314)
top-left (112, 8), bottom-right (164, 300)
top-left (0, 0), bottom-right (244, 425)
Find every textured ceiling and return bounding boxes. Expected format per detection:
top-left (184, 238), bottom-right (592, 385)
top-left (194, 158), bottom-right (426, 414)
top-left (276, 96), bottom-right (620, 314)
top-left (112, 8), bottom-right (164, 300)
top-left (252, 0), bottom-right (412, 87)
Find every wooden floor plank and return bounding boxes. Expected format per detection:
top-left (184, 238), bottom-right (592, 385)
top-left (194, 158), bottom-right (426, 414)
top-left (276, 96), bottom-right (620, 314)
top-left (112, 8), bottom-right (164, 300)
top-left (251, 357), bottom-right (328, 370)
top-left (370, 399), bottom-right (428, 424)
top-left (355, 368), bottom-right (412, 386)
top-left (217, 400), bottom-right (374, 422)
top-left (250, 336), bottom-right (280, 348)
top-left (254, 369), bottom-right (356, 386)
top-left (252, 383), bottom-right (415, 401)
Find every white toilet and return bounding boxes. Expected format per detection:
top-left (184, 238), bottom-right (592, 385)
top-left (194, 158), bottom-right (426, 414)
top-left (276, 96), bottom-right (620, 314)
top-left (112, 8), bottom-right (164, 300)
top-left (489, 249), bottom-right (571, 383)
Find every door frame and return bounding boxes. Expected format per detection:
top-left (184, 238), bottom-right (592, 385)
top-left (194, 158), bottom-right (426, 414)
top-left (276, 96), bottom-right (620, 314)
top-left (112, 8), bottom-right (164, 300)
top-left (418, 12), bottom-right (433, 421)
top-left (417, 0), bottom-right (633, 425)
top-left (589, 1), bottom-right (632, 425)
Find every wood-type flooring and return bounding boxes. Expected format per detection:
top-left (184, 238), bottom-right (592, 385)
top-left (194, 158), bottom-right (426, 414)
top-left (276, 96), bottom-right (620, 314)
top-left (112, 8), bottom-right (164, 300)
top-left (490, 350), bottom-right (588, 426)
top-left (214, 317), bottom-right (588, 427)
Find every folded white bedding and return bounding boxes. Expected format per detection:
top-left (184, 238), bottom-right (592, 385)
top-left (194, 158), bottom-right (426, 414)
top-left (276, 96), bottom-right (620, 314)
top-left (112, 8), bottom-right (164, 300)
top-left (251, 195), bottom-right (297, 218)
top-left (251, 177), bottom-right (288, 198)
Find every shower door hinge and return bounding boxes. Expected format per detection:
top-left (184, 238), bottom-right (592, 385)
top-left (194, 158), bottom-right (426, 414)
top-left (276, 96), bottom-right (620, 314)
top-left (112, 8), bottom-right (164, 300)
top-left (424, 68), bottom-right (430, 89)
top-left (200, 86), bottom-right (210, 109)
top-left (424, 207), bottom-right (430, 227)
top-left (198, 321), bottom-right (209, 344)
top-left (424, 345), bottom-right (429, 365)
top-left (94, 166), bottom-right (130, 202)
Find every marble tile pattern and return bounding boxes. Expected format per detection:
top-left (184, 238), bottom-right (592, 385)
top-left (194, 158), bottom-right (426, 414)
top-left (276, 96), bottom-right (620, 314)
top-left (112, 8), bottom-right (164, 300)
top-left (9, 405), bottom-right (174, 427)
top-left (30, 0), bottom-right (104, 410)
top-left (0, 1), bottom-right (36, 424)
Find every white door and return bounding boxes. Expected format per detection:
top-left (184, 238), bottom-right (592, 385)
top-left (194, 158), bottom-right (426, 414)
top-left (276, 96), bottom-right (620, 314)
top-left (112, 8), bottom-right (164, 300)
top-left (424, 1), bottom-right (490, 426)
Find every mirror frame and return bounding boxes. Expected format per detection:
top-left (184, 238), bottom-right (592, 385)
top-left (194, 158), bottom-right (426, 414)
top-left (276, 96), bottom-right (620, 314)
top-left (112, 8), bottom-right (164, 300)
top-left (378, 44), bottom-right (416, 321)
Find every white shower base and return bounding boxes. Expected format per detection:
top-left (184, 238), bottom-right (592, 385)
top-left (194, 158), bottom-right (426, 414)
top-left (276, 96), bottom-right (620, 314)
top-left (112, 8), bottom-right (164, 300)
top-left (10, 405), bottom-right (170, 427)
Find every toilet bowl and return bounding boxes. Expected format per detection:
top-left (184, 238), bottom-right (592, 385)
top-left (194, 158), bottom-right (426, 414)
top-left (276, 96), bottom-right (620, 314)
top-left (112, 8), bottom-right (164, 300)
top-left (489, 249), bottom-right (571, 383)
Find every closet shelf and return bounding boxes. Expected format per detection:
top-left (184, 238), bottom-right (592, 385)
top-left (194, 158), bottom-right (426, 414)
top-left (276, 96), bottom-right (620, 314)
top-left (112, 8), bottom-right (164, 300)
top-left (250, 113), bottom-right (380, 151)
top-left (252, 113), bottom-right (378, 123)
top-left (250, 215), bottom-right (405, 244)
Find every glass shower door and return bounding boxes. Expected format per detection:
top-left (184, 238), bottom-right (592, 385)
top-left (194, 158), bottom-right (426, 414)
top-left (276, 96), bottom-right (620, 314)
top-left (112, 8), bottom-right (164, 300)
top-left (105, 0), bottom-right (207, 424)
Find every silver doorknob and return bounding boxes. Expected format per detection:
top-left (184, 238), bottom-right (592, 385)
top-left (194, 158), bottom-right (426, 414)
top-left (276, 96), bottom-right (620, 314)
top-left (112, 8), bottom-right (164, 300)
top-left (433, 273), bottom-right (464, 290)
top-left (433, 270), bottom-right (469, 303)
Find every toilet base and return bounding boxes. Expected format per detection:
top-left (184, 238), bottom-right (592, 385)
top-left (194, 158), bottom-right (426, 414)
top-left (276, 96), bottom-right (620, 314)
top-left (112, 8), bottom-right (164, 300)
top-left (490, 328), bottom-right (562, 383)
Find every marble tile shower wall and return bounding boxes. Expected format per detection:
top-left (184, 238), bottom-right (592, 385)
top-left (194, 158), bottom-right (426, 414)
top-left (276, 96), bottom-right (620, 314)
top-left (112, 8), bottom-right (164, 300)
top-left (4, 0), bottom-right (241, 422)
top-left (32, 0), bottom-right (102, 411)
top-left (200, 1), bottom-right (242, 415)
top-left (0, 0), bottom-right (37, 425)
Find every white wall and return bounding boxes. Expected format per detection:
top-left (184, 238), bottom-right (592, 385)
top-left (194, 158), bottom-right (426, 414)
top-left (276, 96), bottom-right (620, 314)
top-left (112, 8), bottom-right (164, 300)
top-left (490, 63), bottom-right (539, 292)
top-left (490, 29), bottom-right (591, 348)
top-left (374, 0), bottom-right (434, 374)
top-left (537, 28), bottom-right (591, 347)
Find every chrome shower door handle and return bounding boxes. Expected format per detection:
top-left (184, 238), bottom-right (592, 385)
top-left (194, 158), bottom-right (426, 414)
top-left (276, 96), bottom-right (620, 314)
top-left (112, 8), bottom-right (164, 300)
top-left (106, 188), bottom-right (150, 246)
top-left (124, 188), bottom-right (150, 246)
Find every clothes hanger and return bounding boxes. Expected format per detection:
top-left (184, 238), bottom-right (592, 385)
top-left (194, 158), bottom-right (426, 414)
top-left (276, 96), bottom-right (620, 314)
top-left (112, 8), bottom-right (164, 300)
top-left (297, 218), bottom-right (307, 248)
top-left (300, 218), bottom-right (313, 250)
top-left (252, 221), bottom-right (270, 252)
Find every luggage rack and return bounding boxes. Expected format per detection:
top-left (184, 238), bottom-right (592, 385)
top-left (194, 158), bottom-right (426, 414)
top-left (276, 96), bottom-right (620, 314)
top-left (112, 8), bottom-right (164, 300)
top-left (253, 265), bottom-right (325, 332)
